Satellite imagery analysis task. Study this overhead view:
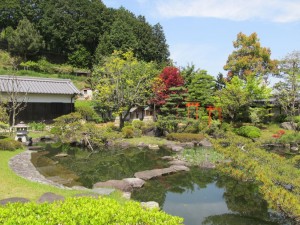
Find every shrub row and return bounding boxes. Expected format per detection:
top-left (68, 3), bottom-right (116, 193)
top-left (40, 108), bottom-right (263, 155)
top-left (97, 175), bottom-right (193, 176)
top-left (166, 133), bottom-right (205, 142)
top-left (0, 197), bottom-right (183, 225)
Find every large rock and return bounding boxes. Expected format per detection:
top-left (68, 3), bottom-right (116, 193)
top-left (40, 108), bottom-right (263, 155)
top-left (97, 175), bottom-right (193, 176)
top-left (171, 145), bottom-right (184, 152)
top-left (199, 138), bottom-right (213, 148)
top-left (93, 180), bottom-right (133, 192)
top-left (38, 192), bottom-right (65, 203)
top-left (123, 178), bottom-right (145, 188)
top-left (280, 122), bottom-right (297, 130)
top-left (0, 197), bottom-right (30, 205)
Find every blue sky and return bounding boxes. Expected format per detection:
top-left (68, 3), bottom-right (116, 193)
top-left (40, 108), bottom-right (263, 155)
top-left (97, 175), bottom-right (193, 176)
top-left (102, 0), bottom-right (300, 78)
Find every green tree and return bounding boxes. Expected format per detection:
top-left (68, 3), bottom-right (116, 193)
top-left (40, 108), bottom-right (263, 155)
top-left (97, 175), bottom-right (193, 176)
top-left (93, 51), bottom-right (158, 129)
top-left (224, 32), bottom-right (278, 81)
top-left (273, 51), bottom-right (300, 131)
top-left (186, 69), bottom-right (215, 106)
top-left (5, 18), bottom-right (44, 60)
top-left (214, 75), bottom-right (270, 122)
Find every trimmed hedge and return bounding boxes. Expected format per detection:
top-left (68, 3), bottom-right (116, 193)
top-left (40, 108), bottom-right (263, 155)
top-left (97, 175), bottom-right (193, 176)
top-left (235, 125), bottom-right (261, 139)
top-left (0, 197), bottom-right (183, 225)
top-left (0, 138), bottom-right (23, 151)
top-left (166, 133), bottom-right (205, 142)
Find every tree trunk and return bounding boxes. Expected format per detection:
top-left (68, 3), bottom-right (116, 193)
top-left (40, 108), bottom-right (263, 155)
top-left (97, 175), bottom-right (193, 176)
top-left (119, 113), bottom-right (124, 130)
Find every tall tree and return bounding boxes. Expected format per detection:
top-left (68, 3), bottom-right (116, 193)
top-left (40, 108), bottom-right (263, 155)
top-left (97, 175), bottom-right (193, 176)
top-left (93, 51), bottom-right (158, 129)
top-left (224, 32), bottom-right (278, 81)
top-left (5, 18), bottom-right (44, 60)
top-left (273, 51), bottom-right (300, 131)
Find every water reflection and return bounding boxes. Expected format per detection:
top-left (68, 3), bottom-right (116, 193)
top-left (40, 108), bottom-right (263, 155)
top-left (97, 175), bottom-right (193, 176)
top-left (132, 168), bottom-right (290, 225)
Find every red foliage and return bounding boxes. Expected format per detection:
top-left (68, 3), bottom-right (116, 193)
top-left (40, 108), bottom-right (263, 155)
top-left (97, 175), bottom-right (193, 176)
top-left (159, 66), bottom-right (184, 89)
top-left (272, 130), bottom-right (286, 139)
top-left (150, 66), bottom-right (185, 106)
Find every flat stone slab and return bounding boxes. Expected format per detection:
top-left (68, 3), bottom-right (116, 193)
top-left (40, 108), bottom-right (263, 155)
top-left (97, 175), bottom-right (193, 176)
top-left (148, 144), bottom-right (159, 150)
top-left (55, 153), bottom-right (68, 157)
top-left (169, 160), bottom-right (189, 166)
top-left (38, 192), bottom-right (65, 203)
top-left (123, 178), bottom-right (145, 188)
top-left (199, 138), bottom-right (213, 148)
top-left (134, 166), bottom-right (190, 180)
top-left (93, 180), bottom-right (133, 192)
top-left (0, 197), bottom-right (30, 205)
top-left (161, 156), bottom-right (173, 160)
top-left (91, 188), bottom-right (115, 196)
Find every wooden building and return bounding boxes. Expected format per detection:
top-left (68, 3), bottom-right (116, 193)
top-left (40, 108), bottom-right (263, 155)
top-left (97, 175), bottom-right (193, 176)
top-left (0, 75), bottom-right (80, 123)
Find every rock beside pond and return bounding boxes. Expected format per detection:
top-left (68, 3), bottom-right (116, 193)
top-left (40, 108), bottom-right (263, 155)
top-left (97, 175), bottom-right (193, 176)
top-left (93, 180), bottom-right (133, 192)
top-left (161, 156), bottom-right (173, 160)
top-left (91, 188), bottom-right (115, 195)
top-left (38, 192), bottom-right (65, 203)
top-left (280, 122), bottom-right (297, 130)
top-left (169, 165), bottom-right (190, 172)
top-left (141, 201), bottom-right (159, 209)
top-left (123, 178), bottom-right (145, 188)
top-left (171, 145), bottom-right (184, 152)
top-left (0, 197), bottom-right (30, 205)
top-left (199, 138), bottom-right (213, 148)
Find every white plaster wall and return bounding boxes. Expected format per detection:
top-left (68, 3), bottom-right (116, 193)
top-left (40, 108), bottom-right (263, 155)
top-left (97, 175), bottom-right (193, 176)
top-left (1, 93), bottom-right (74, 103)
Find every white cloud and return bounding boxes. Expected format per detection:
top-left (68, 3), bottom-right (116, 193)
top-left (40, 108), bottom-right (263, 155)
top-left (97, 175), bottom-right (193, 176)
top-left (155, 0), bottom-right (300, 23)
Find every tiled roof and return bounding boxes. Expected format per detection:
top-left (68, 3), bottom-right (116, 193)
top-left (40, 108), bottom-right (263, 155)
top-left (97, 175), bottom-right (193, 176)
top-left (0, 75), bottom-right (80, 95)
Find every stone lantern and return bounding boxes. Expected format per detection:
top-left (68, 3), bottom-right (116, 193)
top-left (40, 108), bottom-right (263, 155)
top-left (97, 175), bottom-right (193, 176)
top-left (14, 122), bottom-right (29, 143)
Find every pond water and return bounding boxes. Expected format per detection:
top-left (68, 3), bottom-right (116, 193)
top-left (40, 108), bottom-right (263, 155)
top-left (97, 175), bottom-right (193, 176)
top-left (31, 144), bottom-right (291, 225)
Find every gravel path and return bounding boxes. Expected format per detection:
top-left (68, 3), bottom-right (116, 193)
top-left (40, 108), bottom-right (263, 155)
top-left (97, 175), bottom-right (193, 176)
top-left (9, 150), bottom-right (70, 189)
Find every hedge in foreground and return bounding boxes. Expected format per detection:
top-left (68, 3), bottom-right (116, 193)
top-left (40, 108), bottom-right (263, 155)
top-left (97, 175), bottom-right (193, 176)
top-left (0, 197), bottom-right (183, 225)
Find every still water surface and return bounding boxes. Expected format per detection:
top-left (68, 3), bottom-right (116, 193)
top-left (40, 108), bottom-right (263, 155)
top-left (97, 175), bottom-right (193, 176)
top-left (32, 144), bottom-right (291, 225)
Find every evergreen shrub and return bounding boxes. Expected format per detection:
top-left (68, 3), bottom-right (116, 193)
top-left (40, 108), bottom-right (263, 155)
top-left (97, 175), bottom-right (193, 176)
top-left (235, 125), bottom-right (261, 138)
top-left (0, 197), bottom-right (183, 225)
top-left (122, 126), bottom-right (134, 138)
top-left (0, 138), bottom-right (23, 151)
top-left (166, 133), bottom-right (205, 142)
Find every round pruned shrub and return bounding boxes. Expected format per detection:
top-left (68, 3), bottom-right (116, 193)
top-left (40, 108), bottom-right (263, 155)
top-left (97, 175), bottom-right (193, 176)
top-left (166, 133), bottom-right (205, 142)
top-left (122, 125), bottom-right (134, 138)
top-left (0, 138), bottom-right (23, 151)
top-left (0, 197), bottom-right (183, 225)
top-left (235, 125), bottom-right (261, 139)
top-left (132, 119), bottom-right (144, 129)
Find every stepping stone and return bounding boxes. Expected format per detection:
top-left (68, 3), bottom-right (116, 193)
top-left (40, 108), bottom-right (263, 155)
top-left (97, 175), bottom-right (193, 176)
top-left (55, 153), bottom-right (68, 157)
top-left (38, 192), bottom-right (65, 203)
top-left (134, 169), bottom-right (163, 180)
top-left (91, 188), bottom-right (115, 195)
top-left (93, 180), bottom-right (132, 192)
top-left (0, 197), bottom-right (30, 205)
top-left (123, 178), bottom-right (145, 188)
top-left (161, 156), bottom-right (173, 160)
top-left (148, 144), bottom-right (159, 150)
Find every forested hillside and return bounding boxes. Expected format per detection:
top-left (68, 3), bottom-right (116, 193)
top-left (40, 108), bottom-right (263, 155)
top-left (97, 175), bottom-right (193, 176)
top-left (0, 0), bottom-right (169, 68)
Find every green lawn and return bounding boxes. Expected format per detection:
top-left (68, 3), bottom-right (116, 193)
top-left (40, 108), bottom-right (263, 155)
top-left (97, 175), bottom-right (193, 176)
top-left (0, 150), bottom-right (88, 201)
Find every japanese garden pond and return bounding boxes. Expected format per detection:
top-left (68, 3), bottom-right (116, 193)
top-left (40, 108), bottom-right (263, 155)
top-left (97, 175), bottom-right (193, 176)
top-left (31, 143), bottom-right (292, 225)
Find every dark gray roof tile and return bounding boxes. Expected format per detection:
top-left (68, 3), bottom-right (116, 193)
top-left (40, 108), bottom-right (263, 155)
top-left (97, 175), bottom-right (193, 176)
top-left (0, 75), bottom-right (80, 95)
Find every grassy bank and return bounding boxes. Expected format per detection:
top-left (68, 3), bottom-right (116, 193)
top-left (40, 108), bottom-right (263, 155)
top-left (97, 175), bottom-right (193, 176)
top-left (0, 150), bottom-right (88, 200)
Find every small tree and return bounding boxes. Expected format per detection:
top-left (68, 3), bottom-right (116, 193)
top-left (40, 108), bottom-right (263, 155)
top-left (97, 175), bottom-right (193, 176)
top-left (273, 51), bottom-right (300, 131)
top-left (0, 75), bottom-right (28, 132)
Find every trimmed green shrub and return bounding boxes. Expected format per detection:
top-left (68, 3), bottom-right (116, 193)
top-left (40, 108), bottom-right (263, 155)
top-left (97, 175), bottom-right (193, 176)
top-left (132, 119), bottom-right (144, 129)
top-left (0, 197), bottom-right (183, 224)
top-left (122, 126), bottom-right (134, 138)
top-left (235, 125), bottom-right (261, 138)
top-left (0, 138), bottom-right (23, 151)
top-left (166, 133), bottom-right (205, 142)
